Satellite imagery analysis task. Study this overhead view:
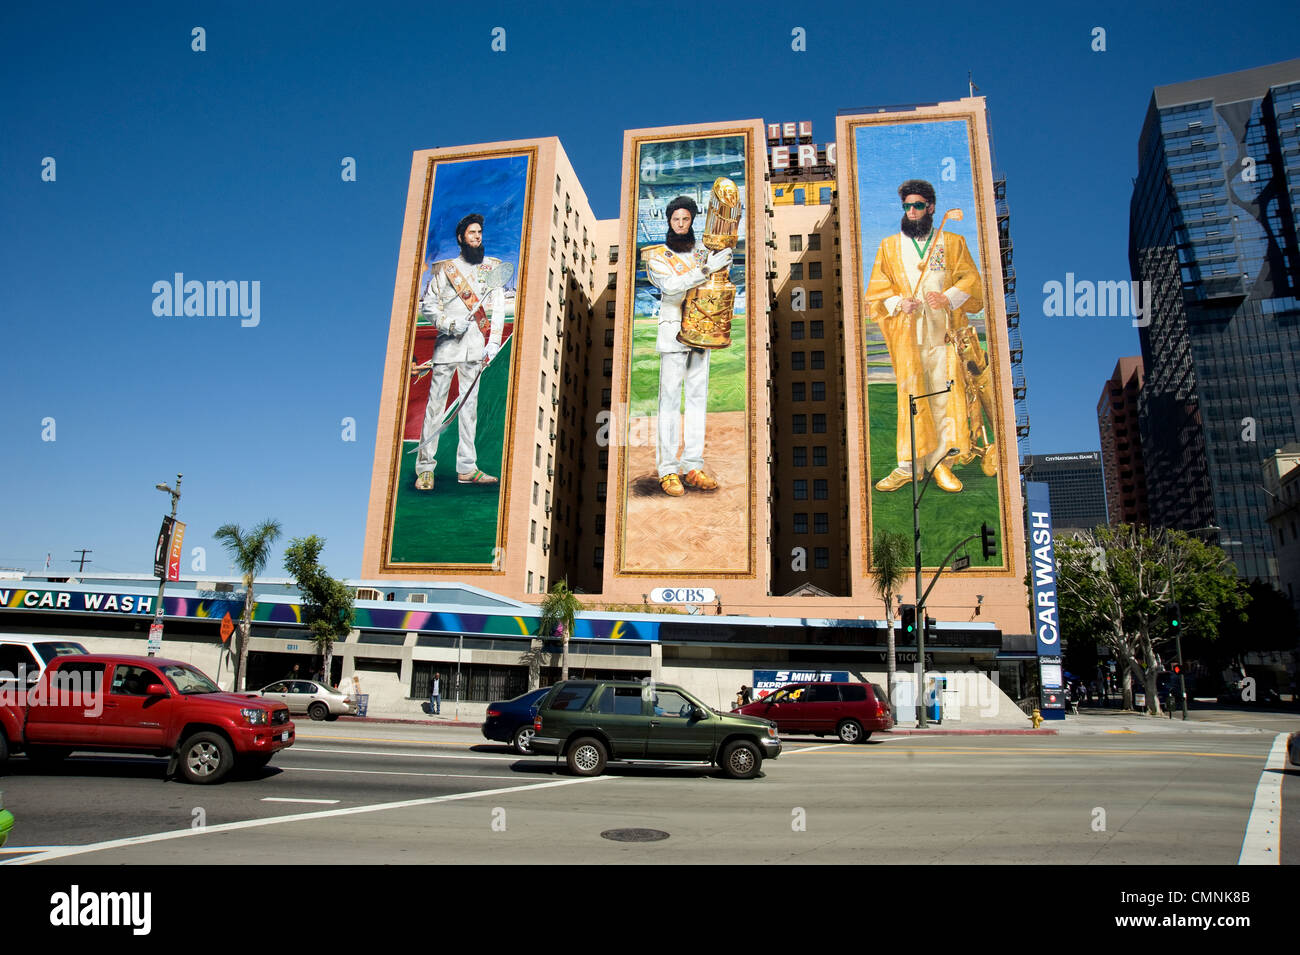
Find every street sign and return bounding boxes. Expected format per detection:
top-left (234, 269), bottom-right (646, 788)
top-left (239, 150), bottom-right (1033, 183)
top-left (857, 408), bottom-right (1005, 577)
top-left (952, 555), bottom-right (971, 571)
top-left (147, 622), bottom-right (163, 654)
top-left (219, 612), bottom-right (234, 644)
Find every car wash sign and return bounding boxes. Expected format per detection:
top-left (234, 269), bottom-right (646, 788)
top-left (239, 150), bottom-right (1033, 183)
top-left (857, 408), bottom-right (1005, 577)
top-left (1026, 481), bottom-right (1060, 656)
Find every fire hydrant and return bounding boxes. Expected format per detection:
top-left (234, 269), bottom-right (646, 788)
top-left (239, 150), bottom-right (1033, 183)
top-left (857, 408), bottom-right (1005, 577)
top-left (1030, 708), bottom-right (1044, 729)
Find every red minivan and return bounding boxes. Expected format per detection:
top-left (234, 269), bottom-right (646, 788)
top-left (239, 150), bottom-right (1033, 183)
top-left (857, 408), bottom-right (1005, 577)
top-left (733, 682), bottom-right (893, 743)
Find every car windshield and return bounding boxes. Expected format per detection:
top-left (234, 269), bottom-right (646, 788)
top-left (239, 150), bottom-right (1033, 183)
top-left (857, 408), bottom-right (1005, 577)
top-left (162, 664), bottom-right (220, 695)
top-left (33, 642), bottom-right (88, 663)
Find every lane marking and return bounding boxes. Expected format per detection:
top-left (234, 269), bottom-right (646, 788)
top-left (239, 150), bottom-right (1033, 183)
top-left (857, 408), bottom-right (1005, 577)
top-left (295, 734), bottom-right (486, 748)
top-left (0, 846), bottom-right (69, 854)
top-left (259, 797), bottom-right (341, 805)
top-left (281, 766), bottom-right (523, 780)
top-left (287, 746), bottom-right (520, 762)
top-left (776, 747), bottom-right (1267, 759)
top-left (2, 775), bottom-right (615, 866)
top-left (1238, 733), bottom-right (1286, 865)
top-left (784, 743), bottom-right (846, 753)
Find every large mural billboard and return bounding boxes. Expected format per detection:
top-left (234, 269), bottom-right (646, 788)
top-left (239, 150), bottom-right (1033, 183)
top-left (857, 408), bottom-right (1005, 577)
top-left (847, 117), bottom-right (1009, 572)
top-left (379, 150), bottom-right (533, 570)
top-left (616, 131), bottom-right (754, 575)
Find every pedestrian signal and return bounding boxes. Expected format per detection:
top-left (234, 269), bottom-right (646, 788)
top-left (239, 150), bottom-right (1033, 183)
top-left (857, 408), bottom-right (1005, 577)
top-left (901, 605), bottom-right (916, 636)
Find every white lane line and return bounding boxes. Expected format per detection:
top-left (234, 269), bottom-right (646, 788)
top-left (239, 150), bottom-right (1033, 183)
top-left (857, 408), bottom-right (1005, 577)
top-left (1239, 733), bottom-right (1286, 865)
top-left (784, 743), bottom-right (845, 754)
top-left (281, 766), bottom-right (521, 780)
top-left (2, 775), bottom-right (614, 866)
top-left (0, 846), bottom-right (68, 854)
top-left (259, 797), bottom-right (341, 805)
top-left (288, 746), bottom-right (521, 762)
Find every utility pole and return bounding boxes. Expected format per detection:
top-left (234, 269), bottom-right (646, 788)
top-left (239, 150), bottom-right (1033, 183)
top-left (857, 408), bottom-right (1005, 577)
top-left (910, 382), bottom-right (955, 728)
top-left (70, 550), bottom-right (92, 573)
top-left (149, 474), bottom-right (183, 657)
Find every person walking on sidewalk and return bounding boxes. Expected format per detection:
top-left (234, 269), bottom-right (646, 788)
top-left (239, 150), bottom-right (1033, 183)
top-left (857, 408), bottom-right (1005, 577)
top-left (430, 671), bottom-right (442, 716)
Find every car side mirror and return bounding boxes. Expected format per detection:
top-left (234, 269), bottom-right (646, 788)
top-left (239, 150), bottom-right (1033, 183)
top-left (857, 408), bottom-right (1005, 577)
top-left (692, 706), bottom-right (708, 721)
top-left (145, 683), bottom-right (168, 697)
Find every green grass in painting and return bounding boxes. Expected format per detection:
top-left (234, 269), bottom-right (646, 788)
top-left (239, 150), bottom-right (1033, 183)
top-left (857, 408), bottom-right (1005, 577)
top-left (866, 381), bottom-right (1003, 569)
top-left (389, 336), bottom-right (513, 565)
top-left (628, 317), bottom-right (747, 417)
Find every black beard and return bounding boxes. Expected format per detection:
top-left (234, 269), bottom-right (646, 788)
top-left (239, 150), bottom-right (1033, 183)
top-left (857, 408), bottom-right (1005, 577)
top-left (459, 242), bottom-right (485, 265)
top-left (665, 226), bottom-right (695, 253)
top-left (901, 212), bottom-right (933, 240)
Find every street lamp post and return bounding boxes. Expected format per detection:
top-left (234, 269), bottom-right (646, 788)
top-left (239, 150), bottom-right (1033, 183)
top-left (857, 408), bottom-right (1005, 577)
top-left (149, 473), bottom-right (182, 657)
top-left (910, 383), bottom-right (955, 728)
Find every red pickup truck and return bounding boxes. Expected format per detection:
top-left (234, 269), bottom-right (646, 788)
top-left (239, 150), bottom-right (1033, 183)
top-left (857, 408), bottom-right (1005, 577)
top-left (0, 654), bottom-right (294, 784)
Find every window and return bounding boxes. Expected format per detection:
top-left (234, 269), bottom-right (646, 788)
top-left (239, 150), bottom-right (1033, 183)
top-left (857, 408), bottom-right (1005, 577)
top-left (813, 446), bottom-right (827, 467)
top-left (549, 684), bottom-right (595, 711)
top-left (553, 206), bottom-right (559, 225)
top-left (527, 571), bottom-right (534, 593)
top-left (810, 319), bottom-right (824, 336)
top-left (607, 273), bottom-right (617, 289)
top-left (790, 262), bottom-right (803, 280)
top-left (814, 547), bottom-right (829, 568)
top-left (595, 513), bottom-right (605, 533)
top-left (793, 187), bottom-right (805, 204)
top-left (535, 444), bottom-right (542, 466)
top-left (549, 269), bottom-right (554, 290)
top-left (812, 381), bottom-right (825, 401)
top-left (810, 293), bottom-right (823, 310)
top-left (537, 408), bottom-right (545, 430)
top-left (650, 689), bottom-right (696, 719)
top-left (792, 414), bottom-right (807, 434)
top-left (609, 245), bottom-right (618, 263)
top-left (807, 234), bottom-right (821, 251)
top-left (594, 546), bottom-right (604, 567)
top-left (811, 350), bottom-right (825, 369)
top-left (791, 351), bottom-right (805, 370)
top-left (793, 480), bottom-right (808, 500)
top-left (819, 186), bottom-right (832, 204)
top-left (532, 482), bottom-right (539, 504)
top-left (598, 450), bottom-right (608, 468)
top-left (793, 513), bottom-right (809, 534)
top-left (793, 446), bottom-right (807, 467)
top-left (550, 238), bottom-right (556, 258)
top-left (546, 301), bottom-right (552, 323)
top-left (813, 479), bottom-right (828, 500)
top-left (790, 321), bottom-right (805, 340)
top-left (605, 300), bottom-right (615, 318)
top-left (812, 413), bottom-right (826, 433)
top-left (601, 388), bottom-right (611, 406)
top-left (542, 336), bottom-right (550, 357)
top-left (809, 261), bottom-right (822, 279)
top-left (597, 482), bottom-right (607, 501)
top-left (789, 235), bottom-right (803, 252)
top-left (603, 358), bottom-right (612, 377)
top-left (530, 520), bottom-right (537, 543)
top-left (814, 513), bottom-right (829, 534)
top-left (540, 371), bottom-right (546, 393)
top-left (597, 685), bottom-right (642, 714)
top-left (604, 328), bottom-right (614, 346)
top-left (791, 382), bottom-right (806, 402)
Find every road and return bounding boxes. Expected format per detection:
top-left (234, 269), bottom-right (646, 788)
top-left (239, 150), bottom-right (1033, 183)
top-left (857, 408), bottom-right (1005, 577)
top-left (0, 709), bottom-right (1294, 865)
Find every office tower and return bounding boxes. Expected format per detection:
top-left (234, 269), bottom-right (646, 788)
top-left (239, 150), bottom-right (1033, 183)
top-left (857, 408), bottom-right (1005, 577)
top-left (1097, 356), bottom-right (1150, 525)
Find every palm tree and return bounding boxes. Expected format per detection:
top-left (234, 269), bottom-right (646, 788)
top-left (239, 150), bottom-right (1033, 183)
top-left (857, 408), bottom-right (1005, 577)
top-left (538, 578), bottom-right (584, 680)
top-left (870, 530), bottom-right (911, 719)
top-left (214, 519), bottom-right (282, 691)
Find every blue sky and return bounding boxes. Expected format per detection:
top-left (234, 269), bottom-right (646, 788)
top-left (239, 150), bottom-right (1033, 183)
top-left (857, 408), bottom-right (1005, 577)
top-left (3, 0), bottom-right (1298, 579)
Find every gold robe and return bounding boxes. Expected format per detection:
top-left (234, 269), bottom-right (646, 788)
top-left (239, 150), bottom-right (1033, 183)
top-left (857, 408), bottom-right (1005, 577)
top-left (865, 231), bottom-right (983, 467)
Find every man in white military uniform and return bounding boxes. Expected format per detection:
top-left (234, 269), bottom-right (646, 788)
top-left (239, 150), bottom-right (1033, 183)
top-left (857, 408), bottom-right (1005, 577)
top-left (414, 213), bottom-right (504, 491)
top-left (643, 196), bottom-right (732, 497)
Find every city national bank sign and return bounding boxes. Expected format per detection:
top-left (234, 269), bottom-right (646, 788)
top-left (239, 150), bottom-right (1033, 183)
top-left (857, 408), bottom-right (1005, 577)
top-left (767, 121), bottom-right (837, 171)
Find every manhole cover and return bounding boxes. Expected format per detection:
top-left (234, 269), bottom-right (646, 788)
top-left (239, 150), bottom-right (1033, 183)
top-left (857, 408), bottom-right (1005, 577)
top-left (600, 828), bottom-right (670, 843)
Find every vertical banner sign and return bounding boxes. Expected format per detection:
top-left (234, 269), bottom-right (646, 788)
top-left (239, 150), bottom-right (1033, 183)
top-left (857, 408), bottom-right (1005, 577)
top-left (167, 521), bottom-right (186, 582)
top-left (153, 516), bottom-right (174, 579)
top-left (1026, 481), bottom-right (1064, 717)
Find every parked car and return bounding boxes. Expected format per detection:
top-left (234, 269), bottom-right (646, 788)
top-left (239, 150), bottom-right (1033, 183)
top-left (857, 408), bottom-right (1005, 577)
top-left (0, 792), bottom-right (12, 848)
top-left (1289, 731), bottom-right (1300, 769)
top-left (251, 679), bottom-right (355, 721)
top-left (482, 687), bottom-right (550, 754)
top-left (0, 634), bottom-right (87, 690)
top-left (733, 682), bottom-right (893, 743)
top-left (531, 680), bottom-right (781, 779)
top-left (1, 654), bottom-right (294, 784)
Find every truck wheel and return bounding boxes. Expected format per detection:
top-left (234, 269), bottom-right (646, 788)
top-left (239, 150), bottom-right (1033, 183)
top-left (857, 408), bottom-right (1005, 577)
top-left (837, 720), bottom-right (864, 744)
top-left (179, 732), bottom-right (234, 784)
top-left (721, 740), bottom-right (762, 779)
top-left (565, 737), bottom-right (607, 776)
top-left (308, 702), bottom-right (329, 721)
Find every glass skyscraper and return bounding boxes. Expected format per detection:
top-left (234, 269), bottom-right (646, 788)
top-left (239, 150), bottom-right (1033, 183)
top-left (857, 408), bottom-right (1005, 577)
top-left (1130, 58), bottom-right (1300, 583)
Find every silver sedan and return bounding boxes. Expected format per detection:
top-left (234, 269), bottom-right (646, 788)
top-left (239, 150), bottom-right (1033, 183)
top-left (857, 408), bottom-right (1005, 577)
top-left (255, 680), bottom-right (356, 721)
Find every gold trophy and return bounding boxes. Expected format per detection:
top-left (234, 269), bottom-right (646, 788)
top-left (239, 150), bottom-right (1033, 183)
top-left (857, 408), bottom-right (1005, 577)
top-left (678, 177), bottom-right (741, 349)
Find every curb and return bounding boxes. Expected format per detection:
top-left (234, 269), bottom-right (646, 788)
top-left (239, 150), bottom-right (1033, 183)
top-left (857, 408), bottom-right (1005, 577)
top-left (882, 728), bottom-right (1058, 736)
top-left (335, 715), bottom-right (481, 728)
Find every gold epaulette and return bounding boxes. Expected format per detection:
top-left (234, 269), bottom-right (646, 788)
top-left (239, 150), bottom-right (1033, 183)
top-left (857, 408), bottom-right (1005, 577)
top-left (640, 244), bottom-right (667, 264)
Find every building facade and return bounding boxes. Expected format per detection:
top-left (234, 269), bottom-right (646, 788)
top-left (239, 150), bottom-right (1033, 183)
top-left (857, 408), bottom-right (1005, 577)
top-left (1130, 58), bottom-right (1300, 582)
top-left (1021, 452), bottom-right (1108, 535)
top-left (1097, 356), bottom-right (1150, 525)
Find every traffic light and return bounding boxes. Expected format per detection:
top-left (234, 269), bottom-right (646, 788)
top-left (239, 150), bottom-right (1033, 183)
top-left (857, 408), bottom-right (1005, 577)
top-left (925, 615), bottom-right (937, 636)
top-left (980, 522), bottom-right (997, 559)
top-left (1172, 662), bottom-right (1182, 675)
top-left (1166, 602), bottom-right (1181, 630)
top-left (900, 604), bottom-right (916, 637)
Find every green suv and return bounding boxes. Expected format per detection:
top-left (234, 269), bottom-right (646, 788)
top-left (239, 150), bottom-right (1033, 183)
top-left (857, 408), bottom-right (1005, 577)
top-left (530, 680), bottom-right (781, 779)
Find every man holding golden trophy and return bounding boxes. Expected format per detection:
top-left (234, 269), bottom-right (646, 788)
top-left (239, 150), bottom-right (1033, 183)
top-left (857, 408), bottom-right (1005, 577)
top-left (865, 178), bottom-right (998, 494)
top-left (642, 179), bottom-right (741, 497)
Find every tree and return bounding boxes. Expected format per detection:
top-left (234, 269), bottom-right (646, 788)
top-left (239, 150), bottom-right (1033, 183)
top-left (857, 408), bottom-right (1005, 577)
top-left (283, 535), bottom-right (354, 686)
top-left (214, 519), bottom-right (282, 691)
top-left (1056, 524), bottom-right (1247, 715)
top-left (538, 578), bottom-right (584, 681)
top-left (870, 530), bottom-right (911, 719)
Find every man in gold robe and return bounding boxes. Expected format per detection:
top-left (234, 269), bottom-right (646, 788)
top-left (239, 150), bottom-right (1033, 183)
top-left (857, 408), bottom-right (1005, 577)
top-left (865, 179), bottom-right (983, 493)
